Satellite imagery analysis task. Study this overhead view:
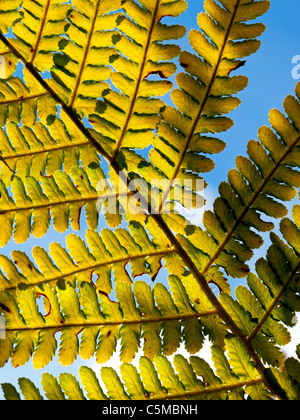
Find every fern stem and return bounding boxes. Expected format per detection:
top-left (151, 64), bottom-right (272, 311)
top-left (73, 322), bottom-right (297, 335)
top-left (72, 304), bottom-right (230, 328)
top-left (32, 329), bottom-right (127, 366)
top-left (0, 141), bottom-right (89, 161)
top-left (29, 0), bottom-right (51, 64)
top-left (0, 194), bottom-right (98, 214)
top-left (155, 377), bottom-right (264, 400)
top-left (158, 0), bottom-right (241, 213)
top-left (0, 190), bottom-right (135, 215)
top-left (110, 0), bottom-right (161, 163)
top-left (248, 261), bottom-right (300, 343)
top-left (2, 249), bottom-right (175, 292)
top-left (69, 0), bottom-right (101, 108)
top-left (3, 309), bottom-right (218, 332)
top-left (0, 92), bottom-right (48, 106)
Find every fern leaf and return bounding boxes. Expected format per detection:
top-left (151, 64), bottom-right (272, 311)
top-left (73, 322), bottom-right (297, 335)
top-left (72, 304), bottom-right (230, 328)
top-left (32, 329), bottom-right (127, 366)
top-left (6, 0), bottom-right (71, 72)
top-left (0, 0), bottom-right (298, 402)
top-left (3, 345), bottom-right (271, 400)
top-left (183, 85), bottom-right (300, 279)
top-left (79, 366), bottom-right (108, 400)
top-left (0, 161), bottom-right (131, 244)
top-left (264, 367), bottom-right (300, 401)
top-left (139, 355), bottom-right (167, 398)
top-left (18, 378), bottom-right (43, 400)
top-left (210, 345), bottom-right (242, 400)
top-left (0, 0), bottom-right (23, 34)
top-left (147, 0), bottom-right (270, 212)
top-left (89, 0), bottom-right (187, 158)
top-left (101, 367), bottom-right (130, 400)
top-left (168, 275), bottom-right (205, 354)
top-left (41, 373), bottom-right (65, 400)
top-left (1, 383), bottom-right (21, 400)
top-left (154, 354), bottom-right (186, 396)
top-left (220, 291), bottom-right (288, 371)
top-left (173, 354), bottom-right (204, 397)
top-left (246, 209), bottom-right (300, 346)
top-left (0, 72), bottom-right (55, 126)
top-left (0, 225), bottom-right (174, 291)
top-left (153, 282), bottom-right (181, 356)
top-left (50, 0), bottom-right (121, 116)
top-left (0, 115), bottom-right (104, 190)
top-left (0, 276), bottom-right (217, 368)
top-left (225, 336), bottom-right (260, 381)
top-left (58, 373), bottom-right (86, 400)
top-left (283, 351), bottom-right (300, 400)
top-left (0, 0), bottom-right (273, 235)
top-left (120, 363), bottom-right (149, 400)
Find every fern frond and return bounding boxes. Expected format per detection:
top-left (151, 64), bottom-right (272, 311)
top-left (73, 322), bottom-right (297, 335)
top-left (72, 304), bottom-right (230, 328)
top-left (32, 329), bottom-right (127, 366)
top-left (0, 0), bottom-right (298, 402)
top-left (0, 116), bottom-right (100, 187)
top-left (265, 366), bottom-right (300, 401)
top-left (0, 0), bottom-right (187, 160)
top-left (279, 346), bottom-right (300, 400)
top-left (0, 28), bottom-right (115, 168)
top-left (182, 84), bottom-right (300, 279)
top-left (0, 223), bottom-right (173, 290)
top-left (0, 159), bottom-right (133, 244)
top-left (246, 208), bottom-right (300, 343)
top-left (87, 0), bottom-right (187, 159)
top-left (0, 69), bottom-right (57, 127)
top-left (49, 0), bottom-right (122, 116)
top-left (0, 278), bottom-right (217, 368)
top-left (147, 0), bottom-right (270, 212)
top-left (4, 0), bottom-right (71, 72)
top-left (1, 343), bottom-right (273, 400)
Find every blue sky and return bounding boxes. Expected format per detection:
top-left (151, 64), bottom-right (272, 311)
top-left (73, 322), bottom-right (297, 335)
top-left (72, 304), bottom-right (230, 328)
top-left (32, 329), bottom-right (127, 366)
top-left (0, 0), bottom-right (300, 399)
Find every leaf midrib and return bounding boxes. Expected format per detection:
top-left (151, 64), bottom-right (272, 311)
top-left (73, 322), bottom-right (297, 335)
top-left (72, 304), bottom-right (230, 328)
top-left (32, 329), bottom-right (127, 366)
top-left (248, 260), bottom-right (300, 342)
top-left (110, 0), bottom-right (161, 162)
top-left (0, 92), bottom-right (47, 106)
top-left (155, 377), bottom-right (263, 401)
top-left (0, 140), bottom-right (88, 161)
top-left (2, 248), bottom-right (175, 292)
top-left (69, 0), bottom-right (102, 107)
top-left (4, 308), bottom-right (218, 332)
top-left (30, 0), bottom-right (51, 64)
top-left (158, 0), bottom-right (241, 213)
